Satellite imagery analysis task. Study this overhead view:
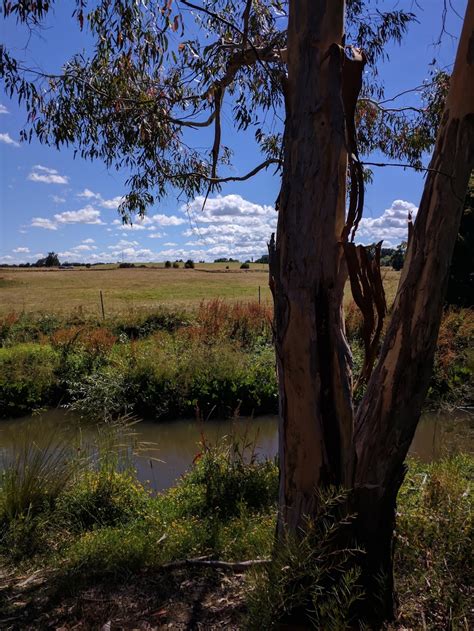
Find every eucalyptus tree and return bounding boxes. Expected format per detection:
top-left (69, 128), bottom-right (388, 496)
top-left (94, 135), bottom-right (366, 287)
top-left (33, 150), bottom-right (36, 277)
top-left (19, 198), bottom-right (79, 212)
top-left (2, 0), bottom-right (473, 626)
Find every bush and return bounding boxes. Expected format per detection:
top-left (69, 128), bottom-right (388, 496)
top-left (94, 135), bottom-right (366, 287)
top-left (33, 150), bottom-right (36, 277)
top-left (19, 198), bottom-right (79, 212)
top-left (172, 261), bottom-right (180, 268)
top-left (240, 262), bottom-right (250, 269)
top-left (167, 433), bottom-right (278, 520)
top-left (164, 260), bottom-right (171, 268)
top-left (56, 470), bottom-right (149, 532)
top-left (0, 344), bottom-right (59, 416)
top-left (184, 259), bottom-right (195, 269)
top-left (118, 262), bottom-right (135, 268)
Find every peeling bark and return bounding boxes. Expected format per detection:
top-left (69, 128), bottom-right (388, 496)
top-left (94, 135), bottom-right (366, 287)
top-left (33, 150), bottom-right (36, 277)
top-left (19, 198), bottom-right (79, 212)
top-left (272, 0), bottom-right (353, 536)
top-left (272, 0), bottom-right (474, 627)
top-left (353, 1), bottom-right (474, 623)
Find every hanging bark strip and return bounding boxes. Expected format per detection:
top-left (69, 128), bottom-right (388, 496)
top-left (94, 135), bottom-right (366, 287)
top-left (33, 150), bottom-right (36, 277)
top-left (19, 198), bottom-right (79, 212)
top-left (340, 46), bottom-right (366, 243)
top-left (354, 2), bottom-right (474, 622)
top-left (343, 241), bottom-right (386, 387)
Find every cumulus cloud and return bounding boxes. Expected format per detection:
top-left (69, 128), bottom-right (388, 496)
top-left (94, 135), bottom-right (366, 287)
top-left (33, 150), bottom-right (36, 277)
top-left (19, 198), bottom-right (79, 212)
top-left (77, 189), bottom-right (124, 210)
top-left (149, 213), bottom-right (185, 226)
top-left (51, 195), bottom-right (66, 204)
top-left (0, 104), bottom-right (8, 114)
top-left (100, 196), bottom-right (124, 209)
top-left (77, 188), bottom-right (101, 200)
top-left (112, 212), bottom-right (184, 231)
top-left (13, 247), bottom-right (30, 253)
top-left (30, 217), bottom-right (58, 230)
top-left (28, 165), bottom-right (69, 185)
top-left (0, 132), bottom-right (20, 147)
top-left (108, 239), bottom-right (139, 250)
top-left (30, 205), bottom-right (105, 230)
top-left (357, 200), bottom-right (417, 247)
top-left (54, 205), bottom-right (104, 225)
top-left (72, 244), bottom-right (97, 251)
top-left (179, 194), bottom-right (277, 260)
top-left (82, 238), bottom-right (95, 244)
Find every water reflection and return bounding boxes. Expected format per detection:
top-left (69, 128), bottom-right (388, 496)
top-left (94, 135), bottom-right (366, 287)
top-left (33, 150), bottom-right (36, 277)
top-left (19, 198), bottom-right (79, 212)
top-left (0, 409), bottom-right (472, 492)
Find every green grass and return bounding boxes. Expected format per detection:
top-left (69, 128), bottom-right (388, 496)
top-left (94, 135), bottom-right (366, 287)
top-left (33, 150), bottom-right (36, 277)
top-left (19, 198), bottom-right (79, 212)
top-left (0, 425), bottom-right (471, 630)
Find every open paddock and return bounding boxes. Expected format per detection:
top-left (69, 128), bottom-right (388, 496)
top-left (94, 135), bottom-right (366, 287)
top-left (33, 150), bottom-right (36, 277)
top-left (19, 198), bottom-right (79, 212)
top-left (0, 264), bottom-right (401, 316)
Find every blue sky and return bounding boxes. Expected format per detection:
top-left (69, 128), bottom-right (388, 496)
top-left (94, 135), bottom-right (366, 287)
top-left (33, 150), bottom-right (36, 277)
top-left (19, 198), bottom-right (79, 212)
top-left (0, 1), bottom-right (467, 264)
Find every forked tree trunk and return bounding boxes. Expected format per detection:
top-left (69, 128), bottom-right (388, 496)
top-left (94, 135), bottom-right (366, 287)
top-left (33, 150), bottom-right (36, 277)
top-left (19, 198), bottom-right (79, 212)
top-left (271, 0), bottom-right (474, 626)
top-left (353, 1), bottom-right (474, 622)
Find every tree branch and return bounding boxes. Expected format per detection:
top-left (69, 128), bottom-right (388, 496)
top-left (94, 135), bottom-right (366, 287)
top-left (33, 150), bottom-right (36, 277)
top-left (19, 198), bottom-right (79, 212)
top-left (182, 158), bottom-right (281, 184)
top-left (161, 557), bottom-right (270, 572)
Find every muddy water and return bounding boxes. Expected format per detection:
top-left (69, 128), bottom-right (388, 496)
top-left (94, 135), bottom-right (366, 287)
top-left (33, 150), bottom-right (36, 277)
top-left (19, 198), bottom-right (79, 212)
top-left (0, 410), bottom-right (472, 492)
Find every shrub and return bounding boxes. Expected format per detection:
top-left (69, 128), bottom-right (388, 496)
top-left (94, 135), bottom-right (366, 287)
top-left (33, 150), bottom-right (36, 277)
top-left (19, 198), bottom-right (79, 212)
top-left (56, 470), bottom-right (149, 532)
top-left (0, 344), bottom-right (59, 416)
top-left (240, 262), bottom-right (250, 269)
top-left (167, 432), bottom-right (278, 519)
top-left (184, 259), bottom-right (195, 269)
top-left (172, 261), bottom-right (180, 268)
top-left (164, 260), bottom-right (172, 268)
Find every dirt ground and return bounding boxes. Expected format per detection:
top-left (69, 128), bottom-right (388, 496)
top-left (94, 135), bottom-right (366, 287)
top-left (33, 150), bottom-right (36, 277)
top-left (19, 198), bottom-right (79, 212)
top-left (0, 567), bottom-right (247, 630)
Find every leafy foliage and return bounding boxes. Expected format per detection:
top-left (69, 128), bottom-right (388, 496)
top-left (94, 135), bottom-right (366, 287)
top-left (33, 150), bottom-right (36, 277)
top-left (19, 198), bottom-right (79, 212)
top-left (0, 1), bottom-right (431, 220)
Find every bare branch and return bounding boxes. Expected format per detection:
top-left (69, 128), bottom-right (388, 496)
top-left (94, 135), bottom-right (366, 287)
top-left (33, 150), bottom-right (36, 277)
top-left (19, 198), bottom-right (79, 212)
top-left (183, 158), bottom-right (281, 185)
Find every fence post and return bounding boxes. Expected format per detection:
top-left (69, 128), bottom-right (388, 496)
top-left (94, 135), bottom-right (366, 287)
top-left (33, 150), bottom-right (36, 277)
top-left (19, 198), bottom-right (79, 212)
top-left (100, 290), bottom-right (105, 320)
top-left (258, 285), bottom-right (261, 304)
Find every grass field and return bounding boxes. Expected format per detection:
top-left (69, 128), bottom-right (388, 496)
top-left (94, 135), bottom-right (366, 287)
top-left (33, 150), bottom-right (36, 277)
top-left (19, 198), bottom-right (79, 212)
top-left (0, 264), bottom-right (401, 316)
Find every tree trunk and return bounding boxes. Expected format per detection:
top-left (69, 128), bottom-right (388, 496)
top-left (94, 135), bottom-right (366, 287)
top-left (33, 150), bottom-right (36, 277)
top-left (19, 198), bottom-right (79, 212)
top-left (353, 1), bottom-right (474, 624)
top-left (271, 0), bottom-right (474, 626)
top-left (270, 0), bottom-right (353, 536)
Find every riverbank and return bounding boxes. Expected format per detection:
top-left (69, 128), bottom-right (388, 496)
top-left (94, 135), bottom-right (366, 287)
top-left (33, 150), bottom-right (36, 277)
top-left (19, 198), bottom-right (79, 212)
top-left (1, 302), bottom-right (472, 420)
top-left (0, 427), bottom-right (472, 629)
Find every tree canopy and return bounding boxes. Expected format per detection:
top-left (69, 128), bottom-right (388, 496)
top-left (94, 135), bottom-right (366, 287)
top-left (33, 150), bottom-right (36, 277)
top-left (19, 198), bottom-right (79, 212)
top-left (1, 1), bottom-right (448, 221)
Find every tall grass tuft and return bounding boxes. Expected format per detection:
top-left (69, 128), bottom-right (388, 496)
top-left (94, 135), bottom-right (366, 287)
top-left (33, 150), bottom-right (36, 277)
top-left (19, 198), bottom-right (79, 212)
top-left (246, 489), bottom-right (363, 630)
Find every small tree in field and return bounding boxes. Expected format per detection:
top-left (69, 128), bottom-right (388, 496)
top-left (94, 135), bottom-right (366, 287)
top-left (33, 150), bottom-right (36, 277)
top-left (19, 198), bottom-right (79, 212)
top-left (2, 1), bottom-right (473, 626)
top-left (391, 242), bottom-right (407, 271)
top-left (35, 252), bottom-right (60, 267)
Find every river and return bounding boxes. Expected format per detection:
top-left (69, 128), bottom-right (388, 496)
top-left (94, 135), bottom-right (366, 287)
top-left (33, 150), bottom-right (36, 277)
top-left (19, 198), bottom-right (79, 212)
top-left (0, 409), bottom-right (472, 492)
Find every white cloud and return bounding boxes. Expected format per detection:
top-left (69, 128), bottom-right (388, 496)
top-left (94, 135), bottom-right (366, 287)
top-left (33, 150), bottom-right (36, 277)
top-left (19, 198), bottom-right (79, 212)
top-left (82, 238), bottom-right (95, 244)
top-left (72, 244), bottom-right (97, 251)
top-left (0, 104), bottom-right (8, 115)
top-left (149, 213), bottom-right (185, 226)
top-left (31, 217), bottom-right (58, 230)
top-left (100, 196), bottom-right (124, 209)
top-left (28, 165), bottom-right (69, 185)
top-left (0, 132), bottom-right (20, 147)
top-left (77, 188), bottom-right (101, 200)
top-left (13, 247), bottom-right (30, 253)
top-left (76, 189), bottom-right (124, 210)
top-left (54, 205), bottom-right (104, 225)
top-left (108, 239), bottom-right (139, 250)
top-left (148, 232), bottom-right (165, 239)
top-left (178, 194), bottom-right (277, 261)
top-left (0, 255), bottom-right (14, 262)
top-left (112, 219), bottom-right (147, 231)
top-left (163, 242), bottom-right (177, 247)
top-left (51, 195), bottom-right (66, 204)
top-left (357, 200), bottom-right (418, 247)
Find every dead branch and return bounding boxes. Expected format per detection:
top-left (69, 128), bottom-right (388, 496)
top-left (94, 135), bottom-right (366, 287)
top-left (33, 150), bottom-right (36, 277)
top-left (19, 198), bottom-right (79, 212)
top-left (161, 558), bottom-right (270, 572)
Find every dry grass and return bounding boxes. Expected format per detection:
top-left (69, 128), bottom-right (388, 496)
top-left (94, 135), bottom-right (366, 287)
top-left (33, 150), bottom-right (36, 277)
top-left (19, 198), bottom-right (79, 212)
top-left (0, 265), bottom-right (401, 316)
